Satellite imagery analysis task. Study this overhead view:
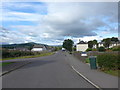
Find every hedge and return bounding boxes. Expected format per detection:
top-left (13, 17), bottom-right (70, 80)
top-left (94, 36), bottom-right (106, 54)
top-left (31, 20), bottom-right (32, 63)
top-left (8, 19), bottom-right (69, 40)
top-left (97, 53), bottom-right (119, 70)
top-left (2, 50), bottom-right (38, 58)
top-left (98, 46), bottom-right (106, 52)
top-left (112, 46), bottom-right (120, 51)
top-left (86, 48), bottom-right (92, 51)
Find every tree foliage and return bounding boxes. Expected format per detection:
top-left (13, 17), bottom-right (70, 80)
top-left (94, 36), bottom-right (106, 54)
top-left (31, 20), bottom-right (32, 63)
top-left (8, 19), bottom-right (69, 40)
top-left (102, 38), bottom-right (111, 48)
top-left (62, 39), bottom-right (74, 52)
top-left (111, 37), bottom-right (119, 42)
top-left (93, 40), bottom-right (97, 45)
top-left (93, 39), bottom-right (98, 48)
top-left (88, 41), bottom-right (94, 48)
top-left (102, 37), bottom-right (119, 49)
top-left (97, 53), bottom-right (119, 70)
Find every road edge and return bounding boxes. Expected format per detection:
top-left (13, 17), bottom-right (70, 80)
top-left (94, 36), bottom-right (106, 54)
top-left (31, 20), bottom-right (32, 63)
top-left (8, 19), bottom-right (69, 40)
top-left (0, 62), bottom-right (32, 77)
top-left (71, 65), bottom-right (102, 90)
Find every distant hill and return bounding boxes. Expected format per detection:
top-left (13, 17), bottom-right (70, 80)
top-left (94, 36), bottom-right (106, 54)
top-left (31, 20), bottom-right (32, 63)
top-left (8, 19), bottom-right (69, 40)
top-left (1, 42), bottom-right (48, 50)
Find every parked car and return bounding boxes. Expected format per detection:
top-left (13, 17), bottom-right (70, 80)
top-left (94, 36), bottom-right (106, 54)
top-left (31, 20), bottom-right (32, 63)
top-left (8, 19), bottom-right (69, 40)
top-left (81, 52), bottom-right (87, 56)
top-left (62, 48), bottom-right (65, 51)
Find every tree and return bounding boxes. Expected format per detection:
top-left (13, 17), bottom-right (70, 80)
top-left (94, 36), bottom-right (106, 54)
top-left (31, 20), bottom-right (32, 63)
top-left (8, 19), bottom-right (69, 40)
top-left (88, 41), bottom-right (94, 48)
top-left (102, 38), bottom-right (111, 48)
top-left (111, 37), bottom-right (119, 45)
top-left (93, 39), bottom-right (98, 48)
top-left (111, 37), bottom-right (119, 42)
top-left (62, 39), bottom-right (74, 52)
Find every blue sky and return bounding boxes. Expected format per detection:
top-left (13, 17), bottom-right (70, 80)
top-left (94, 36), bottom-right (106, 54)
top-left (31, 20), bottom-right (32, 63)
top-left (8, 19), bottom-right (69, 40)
top-left (0, 2), bottom-right (118, 45)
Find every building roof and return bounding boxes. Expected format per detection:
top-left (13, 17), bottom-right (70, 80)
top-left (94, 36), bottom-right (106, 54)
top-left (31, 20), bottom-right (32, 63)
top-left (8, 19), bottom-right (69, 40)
top-left (77, 41), bottom-right (87, 44)
top-left (33, 45), bottom-right (44, 48)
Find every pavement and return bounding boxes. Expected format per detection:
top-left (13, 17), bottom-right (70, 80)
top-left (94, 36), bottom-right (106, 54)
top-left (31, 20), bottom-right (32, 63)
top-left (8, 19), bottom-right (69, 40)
top-left (65, 52), bottom-right (119, 89)
top-left (2, 51), bottom-right (96, 88)
top-left (1, 51), bottom-right (119, 89)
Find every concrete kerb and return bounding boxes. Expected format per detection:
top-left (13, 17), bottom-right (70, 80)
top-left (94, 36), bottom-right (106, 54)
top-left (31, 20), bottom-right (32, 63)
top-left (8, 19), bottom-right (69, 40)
top-left (0, 62), bottom-right (32, 77)
top-left (71, 65), bottom-right (102, 90)
top-left (65, 52), bottom-right (102, 90)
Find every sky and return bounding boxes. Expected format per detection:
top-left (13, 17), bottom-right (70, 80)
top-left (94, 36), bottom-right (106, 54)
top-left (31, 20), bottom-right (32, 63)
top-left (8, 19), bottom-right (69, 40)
top-left (0, 1), bottom-right (118, 45)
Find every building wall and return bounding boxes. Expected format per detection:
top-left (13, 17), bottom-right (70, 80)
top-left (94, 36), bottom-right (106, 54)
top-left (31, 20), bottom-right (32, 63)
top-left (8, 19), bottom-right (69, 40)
top-left (42, 46), bottom-right (47, 51)
top-left (76, 44), bottom-right (88, 52)
top-left (31, 48), bottom-right (43, 51)
top-left (98, 44), bottom-right (118, 48)
top-left (98, 44), bottom-right (104, 47)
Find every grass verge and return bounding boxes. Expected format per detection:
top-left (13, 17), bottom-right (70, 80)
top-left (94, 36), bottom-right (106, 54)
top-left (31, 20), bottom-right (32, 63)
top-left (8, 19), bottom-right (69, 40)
top-left (85, 57), bottom-right (119, 77)
top-left (0, 52), bottom-right (54, 61)
top-left (85, 58), bottom-right (90, 63)
top-left (0, 62), bottom-right (14, 66)
top-left (103, 70), bottom-right (120, 77)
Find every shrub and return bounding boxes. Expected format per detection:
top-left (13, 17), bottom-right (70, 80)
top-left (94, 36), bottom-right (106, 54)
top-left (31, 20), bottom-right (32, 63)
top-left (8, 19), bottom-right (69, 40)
top-left (73, 47), bottom-right (76, 51)
top-left (2, 50), bottom-right (10, 58)
top-left (85, 58), bottom-right (89, 63)
top-left (97, 53), bottom-right (119, 70)
top-left (98, 46), bottom-right (106, 52)
top-left (86, 48), bottom-right (92, 52)
top-left (112, 46), bottom-right (120, 51)
top-left (2, 50), bottom-right (35, 58)
top-left (92, 48), bottom-right (97, 51)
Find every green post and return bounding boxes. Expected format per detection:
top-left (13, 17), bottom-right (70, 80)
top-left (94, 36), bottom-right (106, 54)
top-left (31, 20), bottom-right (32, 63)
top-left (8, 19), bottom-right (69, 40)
top-left (89, 56), bottom-right (97, 69)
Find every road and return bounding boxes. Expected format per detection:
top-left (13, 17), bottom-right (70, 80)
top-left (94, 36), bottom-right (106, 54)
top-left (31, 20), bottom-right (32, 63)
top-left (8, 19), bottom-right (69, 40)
top-left (2, 51), bottom-right (96, 88)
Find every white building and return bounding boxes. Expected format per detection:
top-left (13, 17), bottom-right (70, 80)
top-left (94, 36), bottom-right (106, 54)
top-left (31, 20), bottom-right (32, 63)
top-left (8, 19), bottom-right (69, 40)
top-left (76, 44), bottom-right (88, 52)
top-left (31, 45), bottom-right (46, 52)
top-left (76, 41), bottom-right (88, 52)
top-left (76, 41), bottom-right (120, 52)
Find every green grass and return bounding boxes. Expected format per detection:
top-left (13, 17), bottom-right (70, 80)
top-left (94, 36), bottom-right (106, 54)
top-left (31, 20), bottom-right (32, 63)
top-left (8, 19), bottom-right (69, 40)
top-left (0, 52), bottom-right (54, 61)
top-left (85, 58), bottom-right (90, 63)
top-left (85, 57), bottom-right (120, 77)
top-left (103, 70), bottom-right (120, 77)
top-left (0, 62), bottom-right (14, 66)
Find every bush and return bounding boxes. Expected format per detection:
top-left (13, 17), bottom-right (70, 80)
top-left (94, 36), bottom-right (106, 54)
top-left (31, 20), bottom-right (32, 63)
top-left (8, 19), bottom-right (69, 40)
top-left (98, 46), bottom-right (106, 52)
top-left (86, 48), bottom-right (92, 52)
top-left (2, 50), bottom-right (35, 58)
top-left (85, 58), bottom-right (89, 63)
top-left (97, 53), bottom-right (119, 70)
top-left (112, 46), bottom-right (120, 51)
top-left (92, 48), bottom-right (97, 51)
top-left (73, 47), bottom-right (76, 51)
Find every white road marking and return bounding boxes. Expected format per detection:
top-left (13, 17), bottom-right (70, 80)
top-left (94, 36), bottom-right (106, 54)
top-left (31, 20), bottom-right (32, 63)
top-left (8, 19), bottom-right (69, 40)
top-left (71, 65), bottom-right (102, 90)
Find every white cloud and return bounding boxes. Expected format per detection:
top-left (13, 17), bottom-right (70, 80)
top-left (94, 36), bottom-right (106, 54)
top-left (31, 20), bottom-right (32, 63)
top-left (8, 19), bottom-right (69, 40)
top-left (1, 0), bottom-right (119, 2)
top-left (1, 2), bottom-right (118, 45)
top-left (2, 11), bottom-right (44, 21)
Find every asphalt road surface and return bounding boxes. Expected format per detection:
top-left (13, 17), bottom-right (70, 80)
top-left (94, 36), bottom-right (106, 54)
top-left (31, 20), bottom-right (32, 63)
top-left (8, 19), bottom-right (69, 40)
top-left (2, 51), bottom-right (96, 88)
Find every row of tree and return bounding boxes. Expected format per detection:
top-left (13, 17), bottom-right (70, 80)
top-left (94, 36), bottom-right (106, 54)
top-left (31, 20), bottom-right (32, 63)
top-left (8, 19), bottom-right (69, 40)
top-left (62, 37), bottom-right (119, 52)
top-left (88, 37), bottom-right (119, 49)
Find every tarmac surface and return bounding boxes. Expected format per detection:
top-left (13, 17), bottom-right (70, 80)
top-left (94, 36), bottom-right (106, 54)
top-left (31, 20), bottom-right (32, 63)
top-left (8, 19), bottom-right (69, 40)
top-left (2, 51), bottom-right (96, 88)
